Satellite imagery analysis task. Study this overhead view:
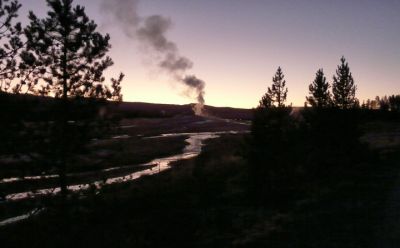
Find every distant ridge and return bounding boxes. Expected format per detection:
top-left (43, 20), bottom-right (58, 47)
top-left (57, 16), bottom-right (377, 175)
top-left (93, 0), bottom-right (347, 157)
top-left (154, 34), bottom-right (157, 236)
top-left (117, 101), bottom-right (254, 120)
top-left (0, 92), bottom-right (253, 120)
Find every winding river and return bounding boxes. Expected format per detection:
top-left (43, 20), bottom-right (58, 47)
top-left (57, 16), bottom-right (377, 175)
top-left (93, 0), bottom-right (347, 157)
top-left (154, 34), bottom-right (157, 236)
top-left (3, 132), bottom-right (232, 202)
top-left (1, 132), bottom-right (231, 226)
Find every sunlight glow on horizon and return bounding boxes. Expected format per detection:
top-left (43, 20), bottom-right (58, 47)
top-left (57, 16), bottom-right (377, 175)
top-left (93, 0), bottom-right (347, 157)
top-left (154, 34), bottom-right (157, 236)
top-left (20, 0), bottom-right (400, 108)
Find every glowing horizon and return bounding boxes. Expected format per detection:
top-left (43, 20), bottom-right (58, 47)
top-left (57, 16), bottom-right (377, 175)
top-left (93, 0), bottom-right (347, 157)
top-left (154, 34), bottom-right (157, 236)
top-left (20, 0), bottom-right (400, 108)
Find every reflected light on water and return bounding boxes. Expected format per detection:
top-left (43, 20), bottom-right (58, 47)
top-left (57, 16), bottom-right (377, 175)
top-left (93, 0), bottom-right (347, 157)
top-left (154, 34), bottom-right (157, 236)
top-left (5, 132), bottom-right (221, 201)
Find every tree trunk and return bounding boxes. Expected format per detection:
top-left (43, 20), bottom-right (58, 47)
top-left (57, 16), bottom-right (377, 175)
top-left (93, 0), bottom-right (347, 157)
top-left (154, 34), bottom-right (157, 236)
top-left (58, 104), bottom-right (69, 197)
top-left (59, 35), bottom-right (69, 198)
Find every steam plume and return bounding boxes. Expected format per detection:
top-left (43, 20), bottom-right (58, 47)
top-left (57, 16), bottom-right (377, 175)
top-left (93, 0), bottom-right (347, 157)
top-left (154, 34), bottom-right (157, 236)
top-left (101, 0), bottom-right (205, 115)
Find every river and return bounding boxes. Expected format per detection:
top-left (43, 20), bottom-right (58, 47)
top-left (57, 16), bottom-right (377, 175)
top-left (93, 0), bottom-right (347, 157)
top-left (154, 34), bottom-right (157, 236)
top-left (1, 131), bottom-right (237, 227)
top-left (3, 132), bottom-right (236, 202)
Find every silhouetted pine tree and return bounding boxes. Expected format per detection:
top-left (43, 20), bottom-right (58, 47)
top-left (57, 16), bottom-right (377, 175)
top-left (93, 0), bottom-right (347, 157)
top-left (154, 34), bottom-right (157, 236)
top-left (306, 69), bottom-right (331, 108)
top-left (19, 0), bottom-right (124, 196)
top-left (250, 67), bottom-right (298, 201)
top-left (0, 1), bottom-right (26, 159)
top-left (20, 0), bottom-right (123, 98)
top-left (261, 67), bottom-right (288, 108)
top-left (332, 57), bottom-right (357, 109)
top-left (388, 95), bottom-right (400, 112)
top-left (0, 0), bottom-right (23, 92)
top-left (377, 96), bottom-right (390, 111)
top-left (258, 93), bottom-right (273, 108)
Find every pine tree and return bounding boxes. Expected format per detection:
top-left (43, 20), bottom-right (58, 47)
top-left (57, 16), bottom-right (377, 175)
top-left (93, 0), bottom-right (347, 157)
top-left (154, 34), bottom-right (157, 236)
top-left (19, 0), bottom-right (123, 196)
top-left (19, 0), bottom-right (123, 98)
top-left (0, 1), bottom-right (25, 163)
top-left (259, 92), bottom-right (273, 108)
top-left (0, 0), bottom-right (22, 92)
top-left (389, 95), bottom-right (400, 112)
top-left (378, 95), bottom-right (390, 111)
top-left (260, 67), bottom-right (288, 108)
top-left (306, 69), bottom-right (331, 108)
top-left (252, 67), bottom-right (294, 194)
top-left (332, 56), bottom-right (357, 109)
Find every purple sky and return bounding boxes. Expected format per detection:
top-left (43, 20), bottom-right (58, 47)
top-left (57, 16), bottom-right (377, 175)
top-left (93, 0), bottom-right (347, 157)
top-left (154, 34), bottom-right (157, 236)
top-left (21, 0), bottom-right (400, 108)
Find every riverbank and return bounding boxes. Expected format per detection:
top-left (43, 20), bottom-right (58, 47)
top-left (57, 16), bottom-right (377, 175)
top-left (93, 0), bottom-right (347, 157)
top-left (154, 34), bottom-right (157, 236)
top-left (2, 128), bottom-right (399, 247)
top-left (0, 115), bottom-right (248, 179)
top-left (0, 115), bottom-right (249, 198)
top-left (0, 134), bottom-right (188, 221)
top-left (1, 117), bottom-right (399, 247)
top-left (0, 133), bottom-right (247, 247)
top-left (0, 114), bottom-right (249, 222)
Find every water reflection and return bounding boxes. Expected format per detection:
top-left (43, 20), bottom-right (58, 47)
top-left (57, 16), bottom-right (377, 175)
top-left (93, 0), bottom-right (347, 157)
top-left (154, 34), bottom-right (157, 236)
top-left (5, 132), bottom-right (220, 201)
top-left (0, 208), bottom-right (43, 227)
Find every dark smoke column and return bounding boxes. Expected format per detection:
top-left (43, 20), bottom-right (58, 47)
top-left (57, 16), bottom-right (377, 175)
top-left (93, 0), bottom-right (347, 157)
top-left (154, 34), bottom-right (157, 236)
top-left (101, 0), bottom-right (206, 115)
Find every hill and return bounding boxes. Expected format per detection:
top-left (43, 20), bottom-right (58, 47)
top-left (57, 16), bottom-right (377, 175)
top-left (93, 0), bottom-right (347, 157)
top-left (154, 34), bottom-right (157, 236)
top-left (0, 92), bottom-right (253, 120)
top-left (101, 101), bottom-right (254, 120)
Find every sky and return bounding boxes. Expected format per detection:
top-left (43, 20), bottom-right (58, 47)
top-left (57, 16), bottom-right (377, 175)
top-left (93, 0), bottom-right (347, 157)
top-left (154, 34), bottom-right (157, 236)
top-left (19, 0), bottom-right (400, 108)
